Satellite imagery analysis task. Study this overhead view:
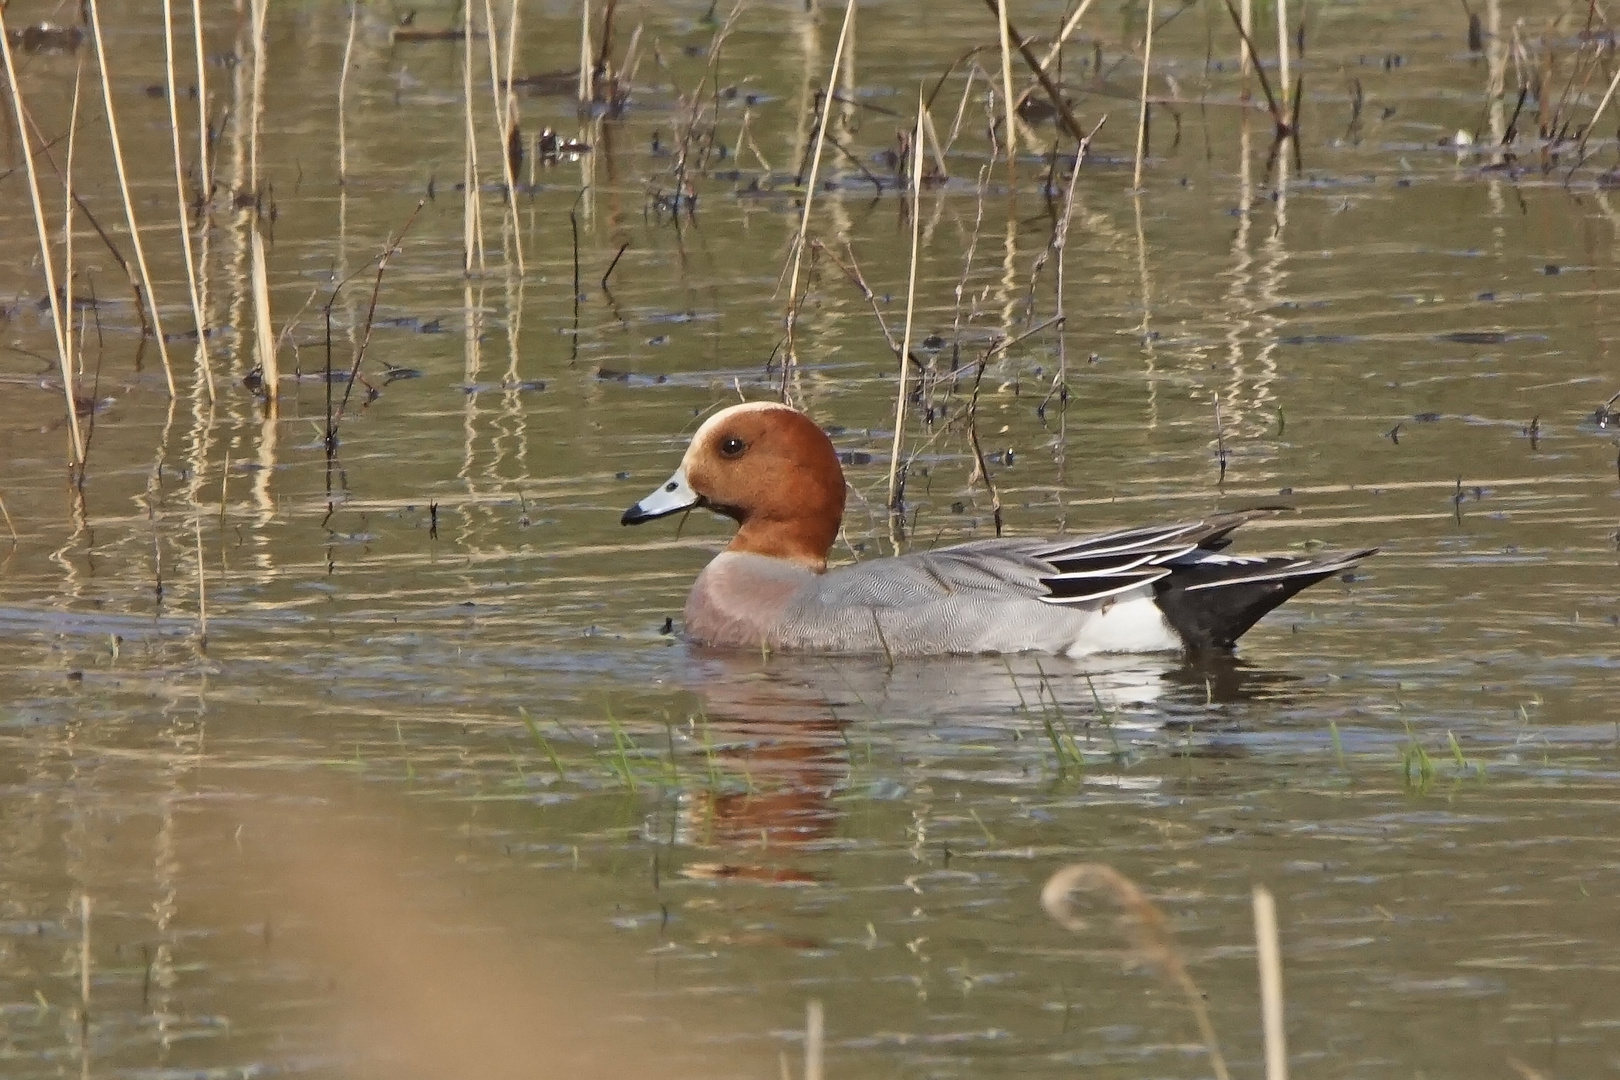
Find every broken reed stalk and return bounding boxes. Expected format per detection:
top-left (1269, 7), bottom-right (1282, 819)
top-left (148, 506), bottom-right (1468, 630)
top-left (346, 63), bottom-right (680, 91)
top-left (250, 226), bottom-right (277, 408)
top-left (165, 0), bottom-right (214, 400)
top-left (191, 0), bottom-right (210, 199)
top-left (462, 4), bottom-right (486, 275)
top-left (0, 492), bottom-right (17, 542)
top-left (1133, 0), bottom-right (1155, 189)
top-left (79, 894), bottom-right (91, 1030)
top-left (338, 2), bottom-right (358, 183)
top-left (1253, 885), bottom-right (1288, 1080)
top-left (1041, 864), bottom-right (1231, 1080)
top-left (193, 516), bottom-right (207, 643)
top-left (87, 0), bottom-right (176, 397)
top-left (886, 89), bottom-right (927, 551)
top-left (781, 0), bottom-right (857, 382)
top-left (805, 999), bottom-right (824, 1080)
top-left (483, 0), bottom-right (524, 273)
top-left (0, 8), bottom-right (82, 464)
top-left (996, 0), bottom-right (1017, 164)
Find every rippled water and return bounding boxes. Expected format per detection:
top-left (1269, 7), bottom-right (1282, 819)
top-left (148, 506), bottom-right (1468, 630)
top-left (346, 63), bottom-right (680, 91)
top-left (2, 0), bottom-right (1619, 1077)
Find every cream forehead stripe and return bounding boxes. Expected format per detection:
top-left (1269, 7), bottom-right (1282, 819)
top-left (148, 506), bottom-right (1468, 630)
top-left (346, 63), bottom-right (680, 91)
top-left (683, 401), bottom-right (799, 456)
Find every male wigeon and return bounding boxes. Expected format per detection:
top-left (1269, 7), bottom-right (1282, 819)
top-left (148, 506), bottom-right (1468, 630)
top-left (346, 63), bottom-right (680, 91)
top-left (622, 402), bottom-right (1375, 657)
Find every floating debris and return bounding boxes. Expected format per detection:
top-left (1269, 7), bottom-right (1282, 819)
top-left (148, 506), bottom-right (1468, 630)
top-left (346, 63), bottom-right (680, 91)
top-left (7, 23), bottom-right (82, 53)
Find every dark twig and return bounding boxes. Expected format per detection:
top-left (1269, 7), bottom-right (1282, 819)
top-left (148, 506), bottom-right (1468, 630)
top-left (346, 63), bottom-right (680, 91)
top-left (332, 198), bottom-right (428, 434)
top-left (1220, 0), bottom-right (1287, 135)
top-left (977, 0), bottom-right (1089, 143)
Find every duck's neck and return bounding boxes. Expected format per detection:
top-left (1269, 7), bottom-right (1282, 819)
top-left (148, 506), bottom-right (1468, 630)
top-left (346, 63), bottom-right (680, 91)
top-left (728, 516), bottom-right (834, 571)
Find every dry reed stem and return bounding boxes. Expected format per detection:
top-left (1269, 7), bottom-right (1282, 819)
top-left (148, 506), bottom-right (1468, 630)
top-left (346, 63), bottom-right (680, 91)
top-left (886, 89), bottom-right (927, 552)
top-left (1239, 0), bottom-right (1253, 79)
top-left (190, 0), bottom-right (210, 199)
top-left (1013, 0), bottom-right (1099, 114)
top-left (1133, 0), bottom-right (1155, 189)
top-left (250, 226), bottom-right (277, 409)
top-left (79, 894), bottom-right (91, 1021)
top-left (338, 2), bottom-right (358, 183)
top-left (248, 0), bottom-right (267, 193)
top-left (1275, 0), bottom-right (1290, 109)
top-left (64, 55), bottom-right (83, 393)
top-left (483, 0), bottom-right (524, 273)
top-left (1577, 62), bottom-right (1620, 161)
top-left (780, 0), bottom-right (856, 382)
top-left (88, 0), bottom-right (176, 396)
top-left (996, 0), bottom-right (1016, 164)
top-left (976, 0), bottom-right (1089, 143)
top-left (1042, 864), bottom-right (1231, 1080)
top-left (193, 516), bottom-right (207, 642)
top-left (1253, 885), bottom-right (1288, 1080)
top-left (463, 6), bottom-right (486, 275)
top-left (579, 0), bottom-right (594, 105)
top-left (165, 0), bottom-right (214, 400)
top-left (334, 198), bottom-right (429, 427)
top-left (0, 493), bottom-right (17, 542)
top-left (0, 8), bottom-right (82, 463)
top-left (1047, 121), bottom-right (1094, 417)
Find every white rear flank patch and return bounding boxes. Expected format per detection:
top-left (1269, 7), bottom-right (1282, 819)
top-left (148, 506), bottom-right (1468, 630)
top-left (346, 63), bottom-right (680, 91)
top-left (1064, 590), bottom-right (1180, 655)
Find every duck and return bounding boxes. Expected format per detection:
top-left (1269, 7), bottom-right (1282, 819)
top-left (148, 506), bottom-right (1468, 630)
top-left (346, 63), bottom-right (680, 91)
top-left (621, 401), bottom-right (1375, 657)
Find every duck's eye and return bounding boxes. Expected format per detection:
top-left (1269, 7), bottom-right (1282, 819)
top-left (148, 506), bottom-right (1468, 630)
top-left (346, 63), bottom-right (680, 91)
top-left (718, 435), bottom-right (747, 459)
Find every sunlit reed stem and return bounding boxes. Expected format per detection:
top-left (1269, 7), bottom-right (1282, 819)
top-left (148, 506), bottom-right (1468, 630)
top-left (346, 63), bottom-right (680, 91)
top-left (996, 0), bottom-right (1016, 165)
top-left (246, 0), bottom-right (276, 406)
top-left (1239, 0), bottom-right (1252, 80)
top-left (804, 999), bottom-right (824, 1080)
top-left (1038, 0), bottom-right (1097, 78)
top-left (0, 8), bottom-right (82, 463)
top-left (165, 0), bottom-right (214, 400)
top-left (1133, 0), bottom-right (1154, 189)
top-left (64, 55), bottom-right (84, 390)
top-left (87, 0), bottom-right (177, 397)
top-left (886, 88), bottom-right (926, 551)
top-left (1253, 886), bottom-right (1288, 1080)
top-left (191, 0), bottom-right (210, 200)
top-left (248, 0), bottom-right (266, 192)
top-left (251, 229), bottom-right (277, 409)
top-left (338, 2), bottom-right (358, 183)
top-left (194, 517), bottom-right (208, 642)
top-left (1275, 0), bottom-right (1289, 109)
top-left (79, 895), bottom-right (92, 1024)
top-left (578, 0), bottom-right (594, 106)
top-left (463, 4), bottom-right (485, 275)
top-left (483, 0), bottom-right (524, 272)
top-left (0, 493), bottom-right (17, 542)
top-left (782, 0), bottom-right (856, 375)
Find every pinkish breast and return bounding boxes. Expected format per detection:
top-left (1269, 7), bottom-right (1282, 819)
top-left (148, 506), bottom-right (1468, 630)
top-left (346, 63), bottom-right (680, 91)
top-left (683, 552), bottom-right (814, 650)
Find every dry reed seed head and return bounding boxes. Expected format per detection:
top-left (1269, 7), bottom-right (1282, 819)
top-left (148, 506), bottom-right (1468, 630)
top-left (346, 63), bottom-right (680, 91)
top-left (1040, 862), bottom-right (1181, 977)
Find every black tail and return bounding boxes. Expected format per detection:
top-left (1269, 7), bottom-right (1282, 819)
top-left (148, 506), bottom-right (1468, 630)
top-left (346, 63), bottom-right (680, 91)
top-left (1153, 549), bottom-right (1376, 651)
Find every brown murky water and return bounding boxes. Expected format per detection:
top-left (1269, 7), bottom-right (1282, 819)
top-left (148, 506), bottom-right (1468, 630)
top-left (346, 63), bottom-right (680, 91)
top-left (2, 0), bottom-right (1619, 1077)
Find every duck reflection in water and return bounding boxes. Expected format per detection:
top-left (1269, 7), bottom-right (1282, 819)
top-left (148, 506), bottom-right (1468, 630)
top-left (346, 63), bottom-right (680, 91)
top-left (667, 649), bottom-right (1299, 879)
